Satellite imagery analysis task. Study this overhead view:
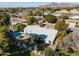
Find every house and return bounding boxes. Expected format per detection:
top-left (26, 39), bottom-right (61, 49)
top-left (10, 17), bottom-right (26, 25)
top-left (52, 9), bottom-right (69, 17)
top-left (23, 25), bottom-right (58, 45)
top-left (68, 23), bottom-right (76, 31)
top-left (70, 9), bottom-right (79, 14)
top-left (34, 16), bottom-right (44, 20)
top-left (65, 20), bottom-right (79, 31)
top-left (10, 17), bottom-right (26, 30)
top-left (69, 9), bottom-right (79, 20)
top-left (61, 9), bottom-right (69, 14)
top-left (52, 11), bottom-right (63, 17)
top-left (69, 15), bottom-right (79, 20)
top-left (44, 11), bottom-right (51, 15)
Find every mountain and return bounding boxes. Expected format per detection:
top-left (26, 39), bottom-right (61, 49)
top-left (41, 2), bottom-right (79, 8)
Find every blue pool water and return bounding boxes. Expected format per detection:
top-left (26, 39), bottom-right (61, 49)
top-left (29, 33), bottom-right (47, 41)
top-left (11, 31), bottom-right (47, 41)
top-left (11, 31), bottom-right (24, 38)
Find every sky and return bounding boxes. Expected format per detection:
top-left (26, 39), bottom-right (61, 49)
top-left (0, 2), bottom-right (79, 8)
top-left (0, 2), bottom-right (51, 8)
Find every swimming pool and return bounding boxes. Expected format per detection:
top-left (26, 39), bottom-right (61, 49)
top-left (11, 31), bottom-right (24, 39)
top-left (11, 31), bottom-right (47, 41)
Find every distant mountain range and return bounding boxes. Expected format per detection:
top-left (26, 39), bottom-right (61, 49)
top-left (0, 2), bottom-right (79, 8)
top-left (41, 2), bottom-right (79, 8)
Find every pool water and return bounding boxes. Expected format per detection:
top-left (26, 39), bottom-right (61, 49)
top-left (11, 31), bottom-right (24, 39)
top-left (11, 31), bottom-right (47, 41)
top-left (29, 33), bottom-right (47, 41)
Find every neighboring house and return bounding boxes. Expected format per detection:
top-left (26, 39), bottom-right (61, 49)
top-left (60, 9), bottom-right (70, 14)
top-left (34, 16), bottom-right (44, 25)
top-left (69, 15), bottom-right (79, 20)
top-left (52, 9), bottom-right (69, 17)
top-left (70, 9), bottom-right (79, 14)
top-left (10, 17), bottom-right (26, 27)
top-left (23, 25), bottom-right (58, 45)
top-left (34, 16), bottom-right (44, 20)
top-left (69, 9), bottom-right (79, 20)
top-left (44, 11), bottom-right (51, 15)
top-left (68, 23), bottom-right (76, 31)
top-left (65, 20), bottom-right (79, 31)
top-left (65, 20), bottom-right (79, 23)
top-left (52, 11), bottom-right (63, 17)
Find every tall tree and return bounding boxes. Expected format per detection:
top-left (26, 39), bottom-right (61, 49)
top-left (45, 14), bottom-right (58, 23)
top-left (27, 17), bottom-right (37, 25)
top-left (0, 13), bottom-right (10, 26)
top-left (55, 20), bottom-right (68, 31)
top-left (14, 23), bottom-right (26, 31)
